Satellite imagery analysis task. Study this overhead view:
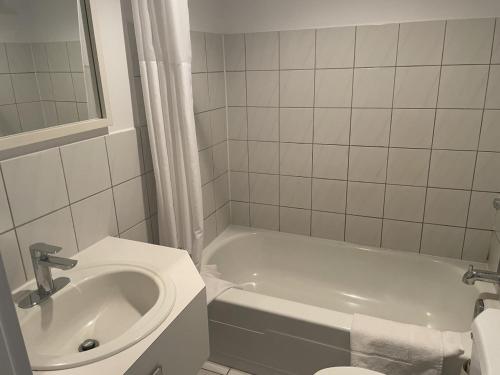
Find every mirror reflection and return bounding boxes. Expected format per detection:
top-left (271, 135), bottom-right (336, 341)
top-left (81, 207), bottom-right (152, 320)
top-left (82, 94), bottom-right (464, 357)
top-left (0, 0), bottom-right (102, 137)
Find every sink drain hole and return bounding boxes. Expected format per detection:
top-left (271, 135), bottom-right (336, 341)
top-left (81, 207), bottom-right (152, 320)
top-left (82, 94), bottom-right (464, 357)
top-left (78, 339), bottom-right (99, 352)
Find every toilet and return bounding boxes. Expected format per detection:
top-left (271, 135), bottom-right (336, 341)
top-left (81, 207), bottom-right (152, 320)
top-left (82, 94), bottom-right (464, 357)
top-left (314, 368), bottom-right (384, 375)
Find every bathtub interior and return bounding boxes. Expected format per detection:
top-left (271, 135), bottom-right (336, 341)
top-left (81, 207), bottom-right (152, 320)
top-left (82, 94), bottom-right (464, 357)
top-left (203, 226), bottom-right (493, 332)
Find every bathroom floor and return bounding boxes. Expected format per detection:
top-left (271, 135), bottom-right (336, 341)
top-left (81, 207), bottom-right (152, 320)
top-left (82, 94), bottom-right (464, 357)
top-left (199, 361), bottom-right (253, 375)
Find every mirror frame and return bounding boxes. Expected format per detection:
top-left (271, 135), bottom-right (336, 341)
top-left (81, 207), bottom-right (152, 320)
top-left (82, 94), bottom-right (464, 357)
top-left (0, 0), bottom-right (112, 154)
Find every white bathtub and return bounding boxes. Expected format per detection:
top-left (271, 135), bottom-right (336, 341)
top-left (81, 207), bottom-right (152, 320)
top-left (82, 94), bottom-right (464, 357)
top-left (202, 226), bottom-right (497, 375)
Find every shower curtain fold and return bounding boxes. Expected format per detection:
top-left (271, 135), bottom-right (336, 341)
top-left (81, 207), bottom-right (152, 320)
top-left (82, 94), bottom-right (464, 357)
top-left (131, 0), bottom-right (204, 266)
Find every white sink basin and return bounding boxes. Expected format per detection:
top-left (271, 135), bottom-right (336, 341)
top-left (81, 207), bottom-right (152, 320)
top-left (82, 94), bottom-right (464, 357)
top-left (16, 264), bottom-right (176, 370)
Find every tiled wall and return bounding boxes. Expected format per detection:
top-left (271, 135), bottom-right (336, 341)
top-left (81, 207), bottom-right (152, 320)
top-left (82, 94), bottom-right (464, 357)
top-left (0, 127), bottom-right (157, 291)
top-left (224, 18), bottom-right (500, 261)
top-left (191, 32), bottom-right (231, 246)
top-left (0, 41), bottom-right (91, 135)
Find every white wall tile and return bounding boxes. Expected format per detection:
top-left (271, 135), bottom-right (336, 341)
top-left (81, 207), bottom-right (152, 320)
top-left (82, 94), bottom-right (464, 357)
top-left (312, 179), bottom-right (346, 213)
top-left (280, 108), bottom-right (313, 143)
top-left (72, 73), bottom-right (86, 102)
top-left (56, 102), bottom-right (78, 124)
top-left (280, 30), bottom-right (315, 69)
top-left (0, 172), bottom-right (13, 233)
top-left (113, 176), bottom-right (149, 233)
top-left (191, 32), bottom-right (207, 73)
top-left (443, 18), bottom-right (495, 65)
top-left (468, 191), bottom-right (497, 230)
top-left (248, 141), bottom-right (279, 173)
top-left (463, 229), bottom-right (491, 262)
top-left (384, 185), bottom-right (426, 222)
top-left (0, 230), bottom-right (25, 290)
top-left (208, 72), bottom-right (226, 109)
top-left (228, 107), bottom-right (247, 140)
top-left (313, 145), bottom-right (348, 179)
top-left (213, 141), bottom-right (228, 177)
top-left (493, 18), bottom-right (500, 64)
top-left (355, 24), bottom-right (398, 67)
top-left (247, 107), bottom-right (279, 141)
top-left (390, 109), bottom-right (434, 148)
top-left (36, 73), bottom-right (53, 100)
top-left (345, 215), bottom-right (382, 247)
top-left (280, 176), bottom-right (311, 209)
top-left (11, 73), bottom-right (39, 103)
top-left (229, 140), bottom-right (248, 171)
top-left (280, 143), bottom-right (312, 177)
top-left (0, 104), bottom-right (21, 136)
top-left (230, 171), bottom-right (249, 202)
top-left (204, 214), bottom-right (217, 247)
top-left (214, 173), bottom-right (229, 209)
top-left (18, 102), bottom-right (45, 132)
top-left (245, 32), bottom-right (279, 70)
top-left (51, 72), bottom-right (75, 101)
top-left (250, 203), bottom-right (279, 230)
top-left (121, 219), bottom-right (153, 243)
top-left (42, 101), bottom-right (58, 126)
top-left (247, 71), bottom-right (279, 107)
top-left (486, 65), bottom-right (500, 109)
top-left (0, 75), bottom-right (15, 105)
top-left (105, 129), bottom-right (144, 185)
top-left (199, 148), bottom-right (214, 185)
top-left (397, 21), bottom-right (445, 66)
top-left (316, 27), bottom-right (355, 69)
top-left (0, 43), bottom-right (8, 73)
top-left (479, 110), bottom-right (500, 151)
top-left (5, 43), bottom-right (34, 73)
top-left (192, 73), bottom-right (210, 113)
top-left (249, 173), bottom-right (279, 205)
top-left (16, 207), bottom-right (78, 278)
top-left (350, 109), bottom-right (391, 146)
top-left (438, 65), bottom-right (489, 109)
top-left (205, 33), bottom-right (224, 72)
top-left (353, 67), bottom-right (395, 108)
top-left (311, 211), bottom-right (345, 240)
top-left (71, 189), bottom-right (118, 250)
top-left (381, 220), bottom-right (422, 252)
top-left (67, 41), bottom-right (83, 72)
top-left (1, 148), bottom-right (68, 226)
top-left (387, 148), bottom-right (430, 186)
top-left (348, 147), bottom-right (387, 183)
top-left (195, 112), bottom-right (212, 150)
top-left (433, 109), bottom-right (482, 150)
top-left (230, 201), bottom-right (250, 226)
top-left (394, 66), bottom-right (440, 108)
top-left (226, 72), bottom-right (246, 106)
top-left (424, 188), bottom-right (470, 226)
top-left (216, 204), bottom-right (230, 234)
top-left (315, 69), bottom-right (353, 107)
top-left (474, 152), bottom-right (500, 192)
top-left (421, 224), bottom-right (464, 259)
top-left (224, 34), bottom-right (245, 71)
top-left (202, 182), bottom-right (216, 218)
top-left (280, 70), bottom-right (314, 107)
top-left (60, 137), bottom-right (112, 203)
top-left (46, 42), bottom-right (70, 72)
top-left (313, 108), bottom-right (350, 145)
top-left (428, 150), bottom-right (475, 189)
top-left (32, 43), bottom-right (49, 72)
top-left (346, 181), bottom-right (385, 217)
top-left (279, 207), bottom-right (310, 236)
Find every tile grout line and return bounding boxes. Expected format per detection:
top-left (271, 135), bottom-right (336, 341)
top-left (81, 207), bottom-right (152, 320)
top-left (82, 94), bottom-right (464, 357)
top-left (419, 20), bottom-right (447, 254)
top-left (243, 33), bottom-right (252, 226)
top-left (309, 29), bottom-right (317, 236)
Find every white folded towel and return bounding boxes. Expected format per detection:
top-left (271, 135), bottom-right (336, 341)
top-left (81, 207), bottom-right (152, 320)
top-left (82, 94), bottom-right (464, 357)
top-left (200, 264), bottom-right (240, 304)
top-left (351, 314), bottom-right (464, 375)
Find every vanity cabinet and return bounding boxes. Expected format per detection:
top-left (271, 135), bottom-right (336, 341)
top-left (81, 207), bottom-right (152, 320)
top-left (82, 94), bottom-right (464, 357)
top-left (125, 290), bottom-right (209, 375)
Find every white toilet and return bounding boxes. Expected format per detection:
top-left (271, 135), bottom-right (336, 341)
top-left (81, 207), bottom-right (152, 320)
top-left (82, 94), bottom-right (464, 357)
top-left (314, 368), bottom-right (383, 375)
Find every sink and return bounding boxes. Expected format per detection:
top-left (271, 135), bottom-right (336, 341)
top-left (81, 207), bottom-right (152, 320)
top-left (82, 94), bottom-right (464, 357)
top-left (16, 264), bottom-right (176, 370)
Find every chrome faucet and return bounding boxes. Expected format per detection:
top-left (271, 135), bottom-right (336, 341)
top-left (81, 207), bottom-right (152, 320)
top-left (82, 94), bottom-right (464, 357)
top-left (18, 243), bottom-right (77, 309)
top-left (462, 265), bottom-right (500, 286)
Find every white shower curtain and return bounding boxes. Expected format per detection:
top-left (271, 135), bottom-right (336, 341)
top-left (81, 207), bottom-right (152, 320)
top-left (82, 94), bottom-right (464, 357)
top-left (131, 0), bottom-right (204, 266)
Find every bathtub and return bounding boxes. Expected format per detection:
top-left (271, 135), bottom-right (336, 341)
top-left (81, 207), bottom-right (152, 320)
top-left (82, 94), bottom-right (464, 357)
top-left (202, 226), bottom-right (498, 375)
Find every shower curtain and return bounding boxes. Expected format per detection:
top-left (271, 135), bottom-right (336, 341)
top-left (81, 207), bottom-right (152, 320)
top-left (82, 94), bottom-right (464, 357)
top-left (131, 0), bottom-right (204, 266)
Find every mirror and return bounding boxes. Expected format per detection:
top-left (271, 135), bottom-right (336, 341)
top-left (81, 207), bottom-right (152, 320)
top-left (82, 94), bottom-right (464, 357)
top-left (0, 0), bottom-right (103, 138)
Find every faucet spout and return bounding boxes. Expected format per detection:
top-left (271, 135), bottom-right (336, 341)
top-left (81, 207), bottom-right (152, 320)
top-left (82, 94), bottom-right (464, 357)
top-left (462, 265), bottom-right (500, 286)
top-left (38, 255), bottom-right (77, 270)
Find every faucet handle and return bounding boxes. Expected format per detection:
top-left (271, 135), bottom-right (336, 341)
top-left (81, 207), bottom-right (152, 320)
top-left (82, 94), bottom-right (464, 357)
top-left (468, 264), bottom-right (474, 273)
top-left (29, 243), bottom-right (62, 258)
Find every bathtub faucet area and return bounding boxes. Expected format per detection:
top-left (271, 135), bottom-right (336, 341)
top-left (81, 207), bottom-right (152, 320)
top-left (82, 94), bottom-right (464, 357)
top-left (462, 265), bottom-right (500, 286)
